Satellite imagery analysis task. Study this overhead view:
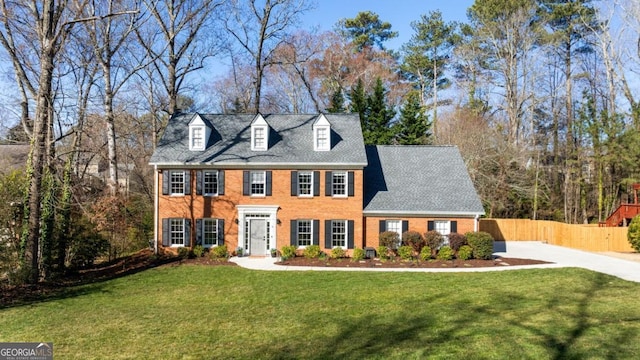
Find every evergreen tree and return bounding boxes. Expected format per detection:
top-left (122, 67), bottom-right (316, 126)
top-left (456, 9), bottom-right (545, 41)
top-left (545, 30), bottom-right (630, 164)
top-left (327, 88), bottom-right (346, 113)
top-left (396, 91), bottom-right (431, 145)
top-left (349, 78), bottom-right (367, 123)
top-left (364, 78), bottom-right (395, 145)
top-left (335, 11), bottom-right (398, 51)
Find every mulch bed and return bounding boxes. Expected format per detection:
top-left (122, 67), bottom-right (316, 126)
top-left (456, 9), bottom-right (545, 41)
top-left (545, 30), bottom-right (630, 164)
top-left (276, 256), bottom-right (551, 268)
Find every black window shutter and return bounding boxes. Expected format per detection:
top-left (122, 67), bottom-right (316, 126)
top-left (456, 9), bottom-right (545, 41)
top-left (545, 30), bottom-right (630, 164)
top-left (195, 219), bottom-right (202, 245)
top-left (184, 171), bottom-right (191, 195)
top-left (162, 218), bottom-right (170, 246)
top-left (313, 171), bottom-right (320, 196)
top-left (196, 171), bottom-right (202, 195)
top-left (428, 221), bottom-right (434, 231)
top-left (218, 170), bottom-right (225, 195)
top-left (266, 171), bottom-right (272, 196)
top-left (218, 219), bottom-right (225, 245)
top-left (162, 171), bottom-right (169, 195)
top-left (325, 171), bottom-right (332, 196)
top-left (347, 220), bottom-right (355, 249)
top-left (243, 171), bottom-right (250, 195)
top-left (184, 219), bottom-right (191, 247)
top-left (290, 220), bottom-right (297, 246)
top-left (325, 220), bottom-right (332, 248)
top-left (348, 171), bottom-right (354, 197)
top-left (402, 220), bottom-right (409, 234)
top-left (451, 221), bottom-right (457, 233)
top-left (379, 220), bottom-right (386, 233)
top-left (313, 220), bottom-right (319, 245)
top-left (291, 171), bottom-right (298, 196)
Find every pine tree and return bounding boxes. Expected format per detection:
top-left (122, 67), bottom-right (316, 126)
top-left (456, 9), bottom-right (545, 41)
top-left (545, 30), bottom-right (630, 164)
top-left (327, 88), bottom-right (345, 113)
top-left (349, 78), bottom-right (367, 124)
top-left (396, 91), bottom-right (431, 145)
top-left (365, 78), bottom-right (395, 145)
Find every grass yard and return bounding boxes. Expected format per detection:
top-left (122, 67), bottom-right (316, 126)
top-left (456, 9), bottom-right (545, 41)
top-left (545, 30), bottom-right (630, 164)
top-left (1, 265), bottom-right (639, 359)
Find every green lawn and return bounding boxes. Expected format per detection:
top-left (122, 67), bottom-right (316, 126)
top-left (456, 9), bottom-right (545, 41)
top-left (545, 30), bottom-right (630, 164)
top-left (1, 265), bottom-right (639, 359)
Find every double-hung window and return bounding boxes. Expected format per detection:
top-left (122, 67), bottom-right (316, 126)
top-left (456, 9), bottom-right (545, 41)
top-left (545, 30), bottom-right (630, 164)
top-left (297, 220), bottom-right (312, 246)
top-left (170, 219), bottom-right (185, 245)
top-left (428, 220), bottom-right (457, 246)
top-left (251, 171), bottom-right (265, 196)
top-left (316, 127), bottom-right (328, 150)
top-left (325, 171), bottom-right (354, 197)
top-left (203, 170), bottom-right (218, 196)
top-left (191, 127), bottom-right (204, 149)
top-left (162, 218), bottom-right (191, 247)
top-left (332, 172), bottom-right (346, 196)
top-left (298, 171), bottom-right (312, 197)
top-left (170, 171), bottom-right (185, 195)
top-left (203, 219), bottom-right (218, 247)
top-left (331, 220), bottom-right (346, 248)
top-left (253, 127), bottom-right (266, 150)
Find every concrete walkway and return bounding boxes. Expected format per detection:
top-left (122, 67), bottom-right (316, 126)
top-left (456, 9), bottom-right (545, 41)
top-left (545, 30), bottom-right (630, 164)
top-left (230, 241), bottom-right (640, 283)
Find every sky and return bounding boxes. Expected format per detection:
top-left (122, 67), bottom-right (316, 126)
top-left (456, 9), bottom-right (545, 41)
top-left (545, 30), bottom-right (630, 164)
top-left (300, 0), bottom-right (475, 51)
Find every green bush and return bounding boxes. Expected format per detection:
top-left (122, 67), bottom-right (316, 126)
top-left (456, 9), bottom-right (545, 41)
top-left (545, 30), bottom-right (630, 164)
top-left (398, 245), bottom-right (414, 260)
top-left (402, 231), bottom-right (425, 252)
top-left (457, 245), bottom-right (473, 260)
top-left (448, 233), bottom-right (467, 251)
top-left (303, 245), bottom-right (322, 259)
top-left (628, 215), bottom-right (640, 252)
top-left (281, 245), bottom-right (297, 260)
top-left (424, 231), bottom-right (444, 254)
top-left (379, 231), bottom-right (400, 249)
top-left (351, 248), bottom-right (365, 261)
top-left (192, 245), bottom-right (205, 257)
top-left (420, 246), bottom-right (432, 261)
top-left (330, 247), bottom-right (346, 259)
top-left (177, 247), bottom-right (190, 259)
top-left (466, 231), bottom-right (494, 260)
top-left (209, 245), bottom-right (228, 260)
top-left (377, 245), bottom-right (389, 260)
top-left (436, 246), bottom-right (454, 260)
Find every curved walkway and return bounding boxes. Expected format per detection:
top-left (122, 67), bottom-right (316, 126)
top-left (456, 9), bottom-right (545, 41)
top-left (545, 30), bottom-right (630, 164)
top-left (230, 241), bottom-right (640, 283)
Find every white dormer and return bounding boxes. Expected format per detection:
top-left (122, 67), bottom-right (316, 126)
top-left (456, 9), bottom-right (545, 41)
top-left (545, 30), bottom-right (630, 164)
top-left (188, 113), bottom-right (210, 151)
top-left (251, 114), bottom-right (269, 151)
top-left (313, 114), bottom-right (331, 151)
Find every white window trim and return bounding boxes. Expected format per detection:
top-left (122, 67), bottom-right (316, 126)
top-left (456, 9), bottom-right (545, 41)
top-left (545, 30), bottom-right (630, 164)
top-left (331, 220), bottom-right (347, 249)
top-left (170, 170), bottom-right (185, 196)
top-left (189, 125), bottom-right (205, 151)
top-left (298, 171), bottom-right (313, 198)
top-left (251, 125), bottom-right (268, 151)
top-left (332, 171), bottom-right (348, 198)
top-left (202, 218), bottom-right (219, 248)
top-left (386, 220), bottom-right (402, 247)
top-left (434, 220), bottom-right (451, 245)
top-left (250, 170), bottom-right (266, 197)
top-left (203, 170), bottom-right (219, 196)
top-left (296, 219), bottom-right (313, 248)
top-left (170, 218), bottom-right (185, 247)
top-left (314, 126), bottom-right (330, 151)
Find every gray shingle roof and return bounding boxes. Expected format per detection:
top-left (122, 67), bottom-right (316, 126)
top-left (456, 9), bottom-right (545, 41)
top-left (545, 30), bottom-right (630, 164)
top-left (149, 113), bottom-right (368, 167)
top-left (364, 145), bottom-right (485, 216)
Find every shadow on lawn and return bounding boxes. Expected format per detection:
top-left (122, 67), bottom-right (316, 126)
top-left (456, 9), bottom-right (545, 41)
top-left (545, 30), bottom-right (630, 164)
top-left (0, 249), bottom-right (181, 309)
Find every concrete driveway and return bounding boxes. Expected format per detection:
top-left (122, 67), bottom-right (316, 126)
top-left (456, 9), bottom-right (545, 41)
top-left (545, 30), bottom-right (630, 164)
top-left (230, 241), bottom-right (640, 283)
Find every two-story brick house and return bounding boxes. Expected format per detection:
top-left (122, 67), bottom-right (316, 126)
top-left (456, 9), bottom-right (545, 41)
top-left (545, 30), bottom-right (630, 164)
top-left (149, 112), bottom-right (484, 256)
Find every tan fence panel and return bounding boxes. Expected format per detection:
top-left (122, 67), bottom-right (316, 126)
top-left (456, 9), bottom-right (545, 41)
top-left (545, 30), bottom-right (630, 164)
top-left (479, 219), bottom-right (633, 252)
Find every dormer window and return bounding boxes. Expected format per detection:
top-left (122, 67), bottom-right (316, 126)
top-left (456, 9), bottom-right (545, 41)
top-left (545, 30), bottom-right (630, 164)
top-left (313, 114), bottom-right (331, 151)
top-left (251, 114), bottom-right (269, 151)
top-left (188, 113), bottom-right (210, 151)
top-left (191, 126), bottom-right (204, 149)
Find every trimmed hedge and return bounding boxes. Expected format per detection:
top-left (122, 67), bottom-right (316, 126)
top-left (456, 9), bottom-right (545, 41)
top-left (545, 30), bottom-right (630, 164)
top-left (448, 233), bottom-right (467, 251)
top-left (457, 245), bottom-right (473, 260)
top-left (402, 231), bottom-right (425, 252)
top-left (436, 246), bottom-right (454, 260)
top-left (380, 231), bottom-right (400, 249)
top-left (466, 231), bottom-right (494, 260)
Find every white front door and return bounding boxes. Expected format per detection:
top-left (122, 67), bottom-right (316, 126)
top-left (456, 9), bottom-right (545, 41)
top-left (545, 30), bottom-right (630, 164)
top-left (249, 219), bottom-right (267, 255)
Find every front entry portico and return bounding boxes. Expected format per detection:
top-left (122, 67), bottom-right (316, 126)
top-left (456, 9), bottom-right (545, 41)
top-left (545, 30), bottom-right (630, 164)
top-left (237, 205), bottom-right (278, 256)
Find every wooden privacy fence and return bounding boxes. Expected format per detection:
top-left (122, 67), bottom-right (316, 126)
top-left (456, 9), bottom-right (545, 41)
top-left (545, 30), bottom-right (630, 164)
top-left (479, 219), bottom-right (634, 252)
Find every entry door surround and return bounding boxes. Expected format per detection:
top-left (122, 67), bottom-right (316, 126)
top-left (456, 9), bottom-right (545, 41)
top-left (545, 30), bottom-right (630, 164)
top-left (237, 205), bottom-right (278, 256)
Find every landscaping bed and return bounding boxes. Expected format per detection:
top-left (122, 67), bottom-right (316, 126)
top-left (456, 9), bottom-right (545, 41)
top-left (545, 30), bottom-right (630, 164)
top-left (276, 256), bottom-right (550, 268)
